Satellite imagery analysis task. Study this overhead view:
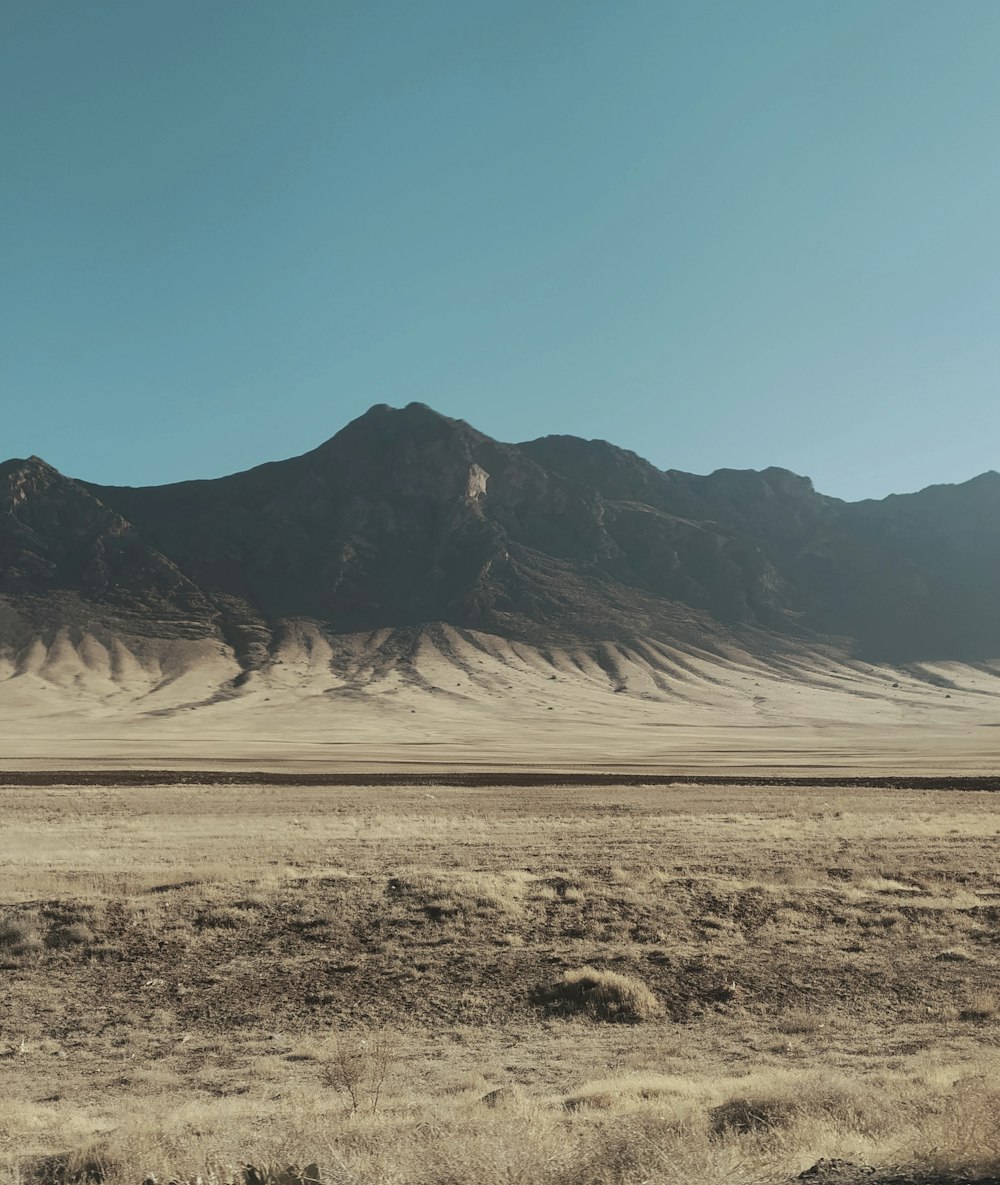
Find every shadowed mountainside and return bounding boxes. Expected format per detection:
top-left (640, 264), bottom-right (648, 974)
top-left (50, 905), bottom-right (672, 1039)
top-left (2, 402), bottom-right (998, 675)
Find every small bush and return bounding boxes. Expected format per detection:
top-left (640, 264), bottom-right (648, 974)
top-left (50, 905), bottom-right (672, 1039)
top-left (242, 1165), bottom-right (322, 1185)
top-left (710, 1094), bottom-right (800, 1137)
top-left (935, 947), bottom-right (975, 963)
top-left (46, 922), bottom-right (95, 949)
top-left (563, 1074), bottom-right (693, 1111)
top-left (20, 1147), bottom-right (114, 1185)
top-left (960, 991), bottom-right (998, 1022)
top-left (0, 914), bottom-right (43, 958)
top-left (775, 1008), bottom-right (824, 1035)
top-left (319, 1028), bottom-right (397, 1114)
top-left (195, 906), bottom-right (259, 930)
top-left (533, 966), bottom-right (661, 1023)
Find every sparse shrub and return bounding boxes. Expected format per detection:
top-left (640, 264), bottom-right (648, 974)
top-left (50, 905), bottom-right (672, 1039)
top-left (533, 966), bottom-right (661, 1023)
top-left (706, 978), bottom-right (746, 1004)
top-left (709, 1075), bottom-right (901, 1145)
top-left (386, 870), bottom-right (525, 921)
top-left (710, 1094), bottom-right (800, 1137)
top-left (242, 1165), bottom-right (322, 1185)
top-left (319, 1028), bottom-right (397, 1114)
top-left (563, 1074), bottom-right (693, 1111)
top-left (20, 1146), bottom-right (115, 1185)
top-left (960, 991), bottom-right (998, 1022)
top-left (0, 913), bottom-right (43, 958)
top-left (936, 947), bottom-right (975, 962)
top-left (145, 1167), bottom-right (322, 1185)
top-left (46, 922), bottom-right (95, 949)
top-left (195, 906), bottom-right (259, 930)
top-left (480, 1085), bottom-right (521, 1108)
top-left (775, 1007), bottom-right (824, 1035)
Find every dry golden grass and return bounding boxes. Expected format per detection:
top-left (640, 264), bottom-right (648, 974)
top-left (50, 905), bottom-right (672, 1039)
top-left (533, 967), bottom-right (662, 1023)
top-left (0, 782), bottom-right (998, 1184)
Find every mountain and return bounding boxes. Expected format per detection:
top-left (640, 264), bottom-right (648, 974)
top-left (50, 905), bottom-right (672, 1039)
top-left (2, 402), bottom-right (999, 678)
top-left (0, 454), bottom-right (219, 642)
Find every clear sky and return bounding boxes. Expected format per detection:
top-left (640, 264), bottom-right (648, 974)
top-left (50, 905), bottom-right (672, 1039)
top-left (3, 1), bottom-right (999, 500)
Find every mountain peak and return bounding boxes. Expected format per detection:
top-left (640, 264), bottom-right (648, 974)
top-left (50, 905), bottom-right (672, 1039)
top-left (1, 454), bottom-right (61, 479)
top-left (315, 402), bottom-right (485, 460)
top-left (353, 401), bottom-right (461, 429)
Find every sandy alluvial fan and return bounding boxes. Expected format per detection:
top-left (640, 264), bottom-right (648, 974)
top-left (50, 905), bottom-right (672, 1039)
top-left (1, 401), bottom-right (999, 765)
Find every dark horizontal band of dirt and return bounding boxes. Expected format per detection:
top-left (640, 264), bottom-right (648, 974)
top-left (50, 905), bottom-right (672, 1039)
top-left (1, 770), bottom-right (998, 790)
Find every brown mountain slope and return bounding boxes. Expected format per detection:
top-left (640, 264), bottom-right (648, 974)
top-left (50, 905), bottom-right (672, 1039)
top-left (1, 402), bottom-right (998, 673)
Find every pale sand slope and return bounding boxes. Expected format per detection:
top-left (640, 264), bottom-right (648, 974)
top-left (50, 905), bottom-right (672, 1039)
top-left (1, 623), bottom-right (998, 773)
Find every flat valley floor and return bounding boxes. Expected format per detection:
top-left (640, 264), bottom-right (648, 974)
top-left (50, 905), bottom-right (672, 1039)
top-left (1, 780), bottom-right (998, 1185)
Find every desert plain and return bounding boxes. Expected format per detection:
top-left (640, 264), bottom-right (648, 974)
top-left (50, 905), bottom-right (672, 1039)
top-left (2, 641), bottom-right (999, 1185)
top-left (0, 630), bottom-right (995, 1185)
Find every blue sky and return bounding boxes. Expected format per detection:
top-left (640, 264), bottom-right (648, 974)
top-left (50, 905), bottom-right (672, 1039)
top-left (3, 0), bottom-right (999, 499)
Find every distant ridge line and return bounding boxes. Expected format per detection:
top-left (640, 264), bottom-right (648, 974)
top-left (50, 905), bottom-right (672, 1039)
top-left (1, 770), bottom-right (997, 791)
top-left (6, 400), bottom-right (1000, 665)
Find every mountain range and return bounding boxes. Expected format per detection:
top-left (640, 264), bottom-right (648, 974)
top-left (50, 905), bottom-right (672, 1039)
top-left (3, 402), bottom-right (998, 676)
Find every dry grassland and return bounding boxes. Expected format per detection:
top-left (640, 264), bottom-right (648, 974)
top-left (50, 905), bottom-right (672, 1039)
top-left (0, 782), bottom-right (998, 1184)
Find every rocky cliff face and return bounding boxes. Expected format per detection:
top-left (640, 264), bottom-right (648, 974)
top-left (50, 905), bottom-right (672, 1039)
top-left (1, 402), bottom-right (997, 667)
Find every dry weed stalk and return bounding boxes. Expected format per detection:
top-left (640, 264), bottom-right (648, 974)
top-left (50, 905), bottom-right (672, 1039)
top-left (319, 1028), bottom-right (397, 1115)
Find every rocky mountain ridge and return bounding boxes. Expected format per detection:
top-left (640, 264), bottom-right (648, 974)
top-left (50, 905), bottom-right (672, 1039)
top-left (2, 402), bottom-right (998, 670)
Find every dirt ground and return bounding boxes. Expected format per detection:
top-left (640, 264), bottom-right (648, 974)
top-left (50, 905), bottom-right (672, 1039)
top-left (0, 781), bottom-right (998, 1184)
